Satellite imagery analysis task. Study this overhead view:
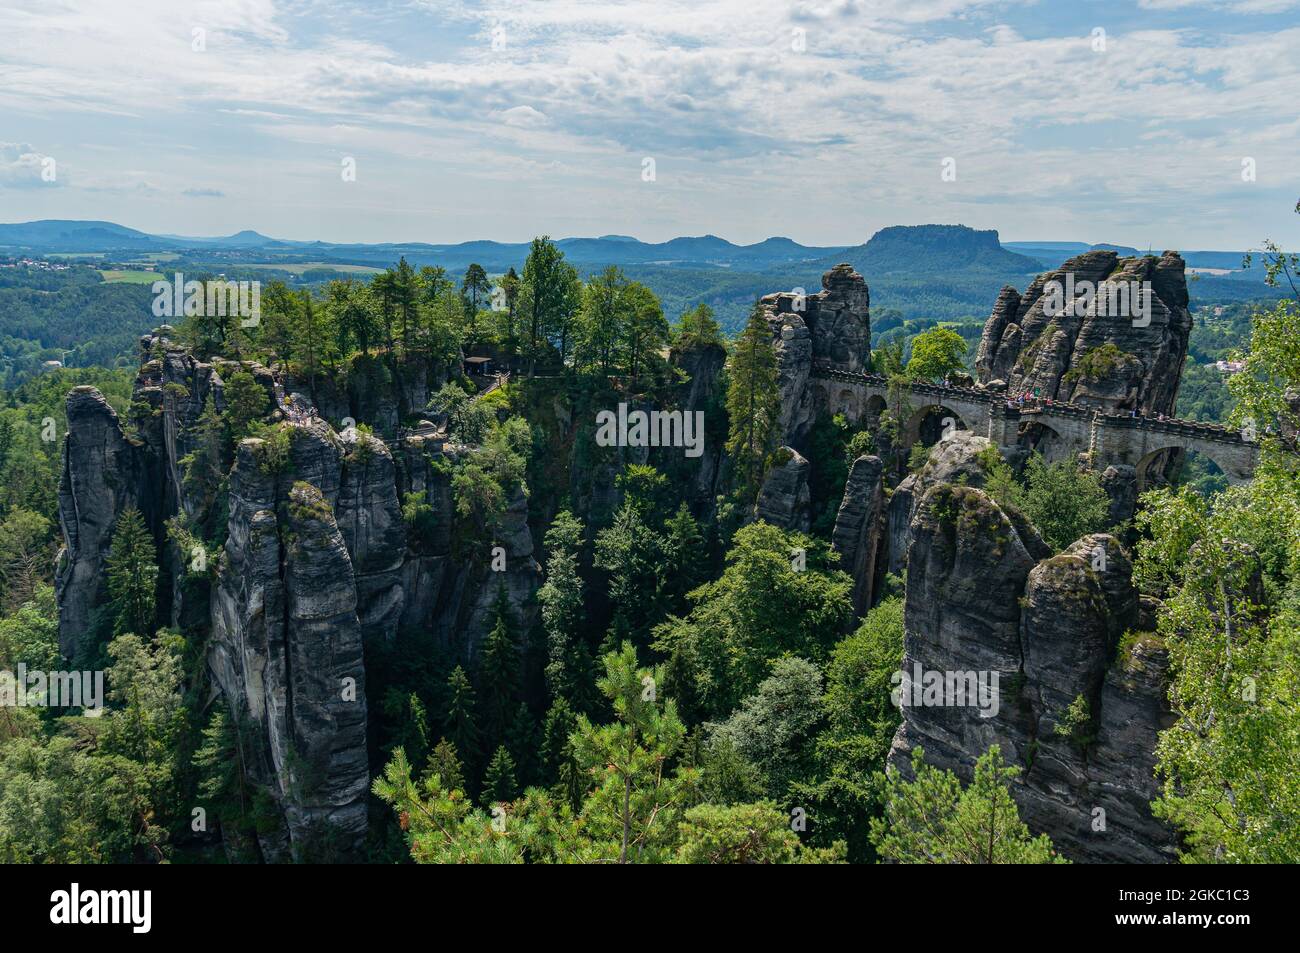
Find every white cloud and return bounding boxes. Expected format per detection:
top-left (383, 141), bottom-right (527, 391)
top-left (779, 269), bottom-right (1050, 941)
top-left (0, 0), bottom-right (1296, 246)
top-left (0, 142), bottom-right (56, 188)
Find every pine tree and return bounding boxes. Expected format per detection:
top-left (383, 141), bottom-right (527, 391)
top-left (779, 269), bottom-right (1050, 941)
top-left (461, 263), bottom-right (491, 343)
top-left (105, 507), bottom-right (157, 637)
top-left (870, 746), bottom-right (1066, 864)
top-left (541, 697), bottom-right (585, 810)
top-left (422, 737), bottom-right (466, 793)
top-left (477, 587), bottom-right (521, 751)
top-left (538, 510), bottom-right (594, 706)
top-left (482, 745), bottom-right (518, 804)
top-left (725, 303), bottom-right (780, 504)
top-left (444, 666), bottom-right (480, 777)
top-left (506, 702), bottom-right (539, 790)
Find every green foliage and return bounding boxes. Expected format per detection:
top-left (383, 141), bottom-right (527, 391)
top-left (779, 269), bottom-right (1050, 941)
top-left (984, 452), bottom-right (1110, 552)
top-left (443, 666), bottom-right (480, 781)
top-left (0, 627), bottom-right (186, 862)
top-left (222, 367), bottom-right (270, 441)
top-left (520, 237), bottom-right (582, 370)
top-left (0, 586), bottom-right (59, 674)
top-left (707, 657), bottom-right (824, 801)
top-left (450, 414), bottom-right (530, 540)
top-left (105, 507), bottom-right (157, 639)
top-left (1134, 296), bottom-right (1300, 862)
top-left (477, 588), bottom-right (522, 755)
top-left (654, 521), bottom-right (853, 719)
top-left (673, 303), bottom-right (724, 350)
top-left (792, 596), bottom-right (903, 861)
top-left (482, 745), bottom-right (518, 804)
top-left (594, 500), bottom-right (665, 650)
top-left (538, 511), bottom-right (597, 711)
top-left (871, 746), bottom-right (1068, 864)
top-left (0, 508), bottom-right (51, 611)
top-left (905, 326), bottom-right (968, 382)
top-left (671, 801), bottom-right (844, 864)
top-left (1061, 342), bottom-right (1134, 385)
top-left (725, 304), bottom-right (780, 503)
top-left (372, 747), bottom-right (522, 864)
top-left (1053, 694), bottom-right (1096, 750)
top-left (401, 491), bottom-right (438, 546)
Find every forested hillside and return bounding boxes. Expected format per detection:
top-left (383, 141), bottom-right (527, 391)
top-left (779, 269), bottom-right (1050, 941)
top-left (0, 223), bottom-right (1295, 865)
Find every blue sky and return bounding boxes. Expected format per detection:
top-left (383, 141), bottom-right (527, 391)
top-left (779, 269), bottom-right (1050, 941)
top-left (1, 0), bottom-right (1298, 249)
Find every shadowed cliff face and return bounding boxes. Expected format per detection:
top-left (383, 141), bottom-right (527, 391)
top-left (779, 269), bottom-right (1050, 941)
top-left (55, 386), bottom-right (149, 659)
top-left (55, 332), bottom-right (541, 860)
top-left (208, 444), bottom-right (370, 860)
top-left (974, 250), bottom-right (1192, 416)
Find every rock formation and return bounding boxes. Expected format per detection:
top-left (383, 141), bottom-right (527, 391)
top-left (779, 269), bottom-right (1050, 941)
top-left (974, 250), bottom-right (1192, 416)
top-left (753, 446), bottom-right (812, 532)
top-left (55, 387), bottom-right (149, 659)
top-left (760, 264), bottom-right (871, 449)
top-left (887, 475), bottom-right (1175, 863)
top-left (56, 330), bottom-right (541, 860)
top-left (830, 454), bottom-right (884, 615)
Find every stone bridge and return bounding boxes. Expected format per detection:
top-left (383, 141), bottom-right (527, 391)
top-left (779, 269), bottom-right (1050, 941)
top-left (812, 363), bottom-right (1260, 486)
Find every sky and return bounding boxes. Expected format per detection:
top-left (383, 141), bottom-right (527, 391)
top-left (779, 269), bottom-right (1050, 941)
top-left (1, 0), bottom-right (1298, 250)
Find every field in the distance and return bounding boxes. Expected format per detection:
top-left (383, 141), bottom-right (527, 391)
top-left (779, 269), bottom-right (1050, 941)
top-left (98, 269), bottom-right (166, 283)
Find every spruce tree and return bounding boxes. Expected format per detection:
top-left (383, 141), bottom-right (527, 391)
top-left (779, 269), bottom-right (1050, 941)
top-left (482, 745), bottom-right (518, 804)
top-left (422, 737), bottom-right (466, 793)
top-left (506, 702), bottom-right (539, 790)
top-left (541, 697), bottom-right (585, 810)
top-left (538, 510), bottom-right (594, 707)
top-left (477, 587), bottom-right (521, 752)
top-left (725, 303), bottom-right (780, 504)
top-left (105, 507), bottom-right (157, 637)
top-left (444, 666), bottom-right (480, 777)
top-left (660, 502), bottom-right (705, 615)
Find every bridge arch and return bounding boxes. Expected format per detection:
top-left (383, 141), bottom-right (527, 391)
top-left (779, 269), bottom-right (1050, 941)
top-left (1136, 443), bottom-right (1241, 490)
top-left (1016, 420), bottom-right (1072, 464)
top-left (904, 403), bottom-right (972, 449)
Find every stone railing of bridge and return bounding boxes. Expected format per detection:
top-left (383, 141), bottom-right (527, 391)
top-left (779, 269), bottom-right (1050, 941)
top-left (810, 362), bottom-right (1260, 485)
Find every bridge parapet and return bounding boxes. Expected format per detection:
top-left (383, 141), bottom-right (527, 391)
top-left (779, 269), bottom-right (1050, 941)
top-left (1098, 412), bottom-right (1248, 446)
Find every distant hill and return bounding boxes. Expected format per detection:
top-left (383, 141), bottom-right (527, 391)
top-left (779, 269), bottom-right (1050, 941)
top-left (0, 219), bottom-right (850, 271)
top-left (806, 224), bottom-right (1043, 276)
top-left (0, 220), bottom-right (156, 250)
top-left (1002, 240), bottom-right (1256, 274)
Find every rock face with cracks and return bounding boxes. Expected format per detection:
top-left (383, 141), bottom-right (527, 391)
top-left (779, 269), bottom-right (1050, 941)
top-left (887, 477), bottom-right (1175, 863)
top-left (55, 331), bottom-right (540, 860)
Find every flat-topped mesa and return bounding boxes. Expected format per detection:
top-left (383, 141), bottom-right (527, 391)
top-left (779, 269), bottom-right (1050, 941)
top-left (975, 250), bottom-right (1192, 416)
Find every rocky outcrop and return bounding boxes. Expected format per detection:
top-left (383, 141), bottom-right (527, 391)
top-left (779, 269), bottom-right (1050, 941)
top-left (753, 447), bottom-right (811, 533)
top-left (1099, 464), bottom-right (1140, 527)
top-left (887, 474), bottom-right (1175, 862)
top-left (207, 440), bottom-right (369, 860)
top-left (760, 264), bottom-right (871, 449)
top-left (55, 331), bottom-right (541, 860)
top-left (883, 431), bottom-right (1018, 575)
top-left (831, 454), bottom-right (884, 616)
top-left (55, 387), bottom-right (150, 659)
top-left (337, 429), bottom-right (406, 646)
top-left (974, 250), bottom-right (1192, 416)
top-left (663, 342), bottom-right (728, 518)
